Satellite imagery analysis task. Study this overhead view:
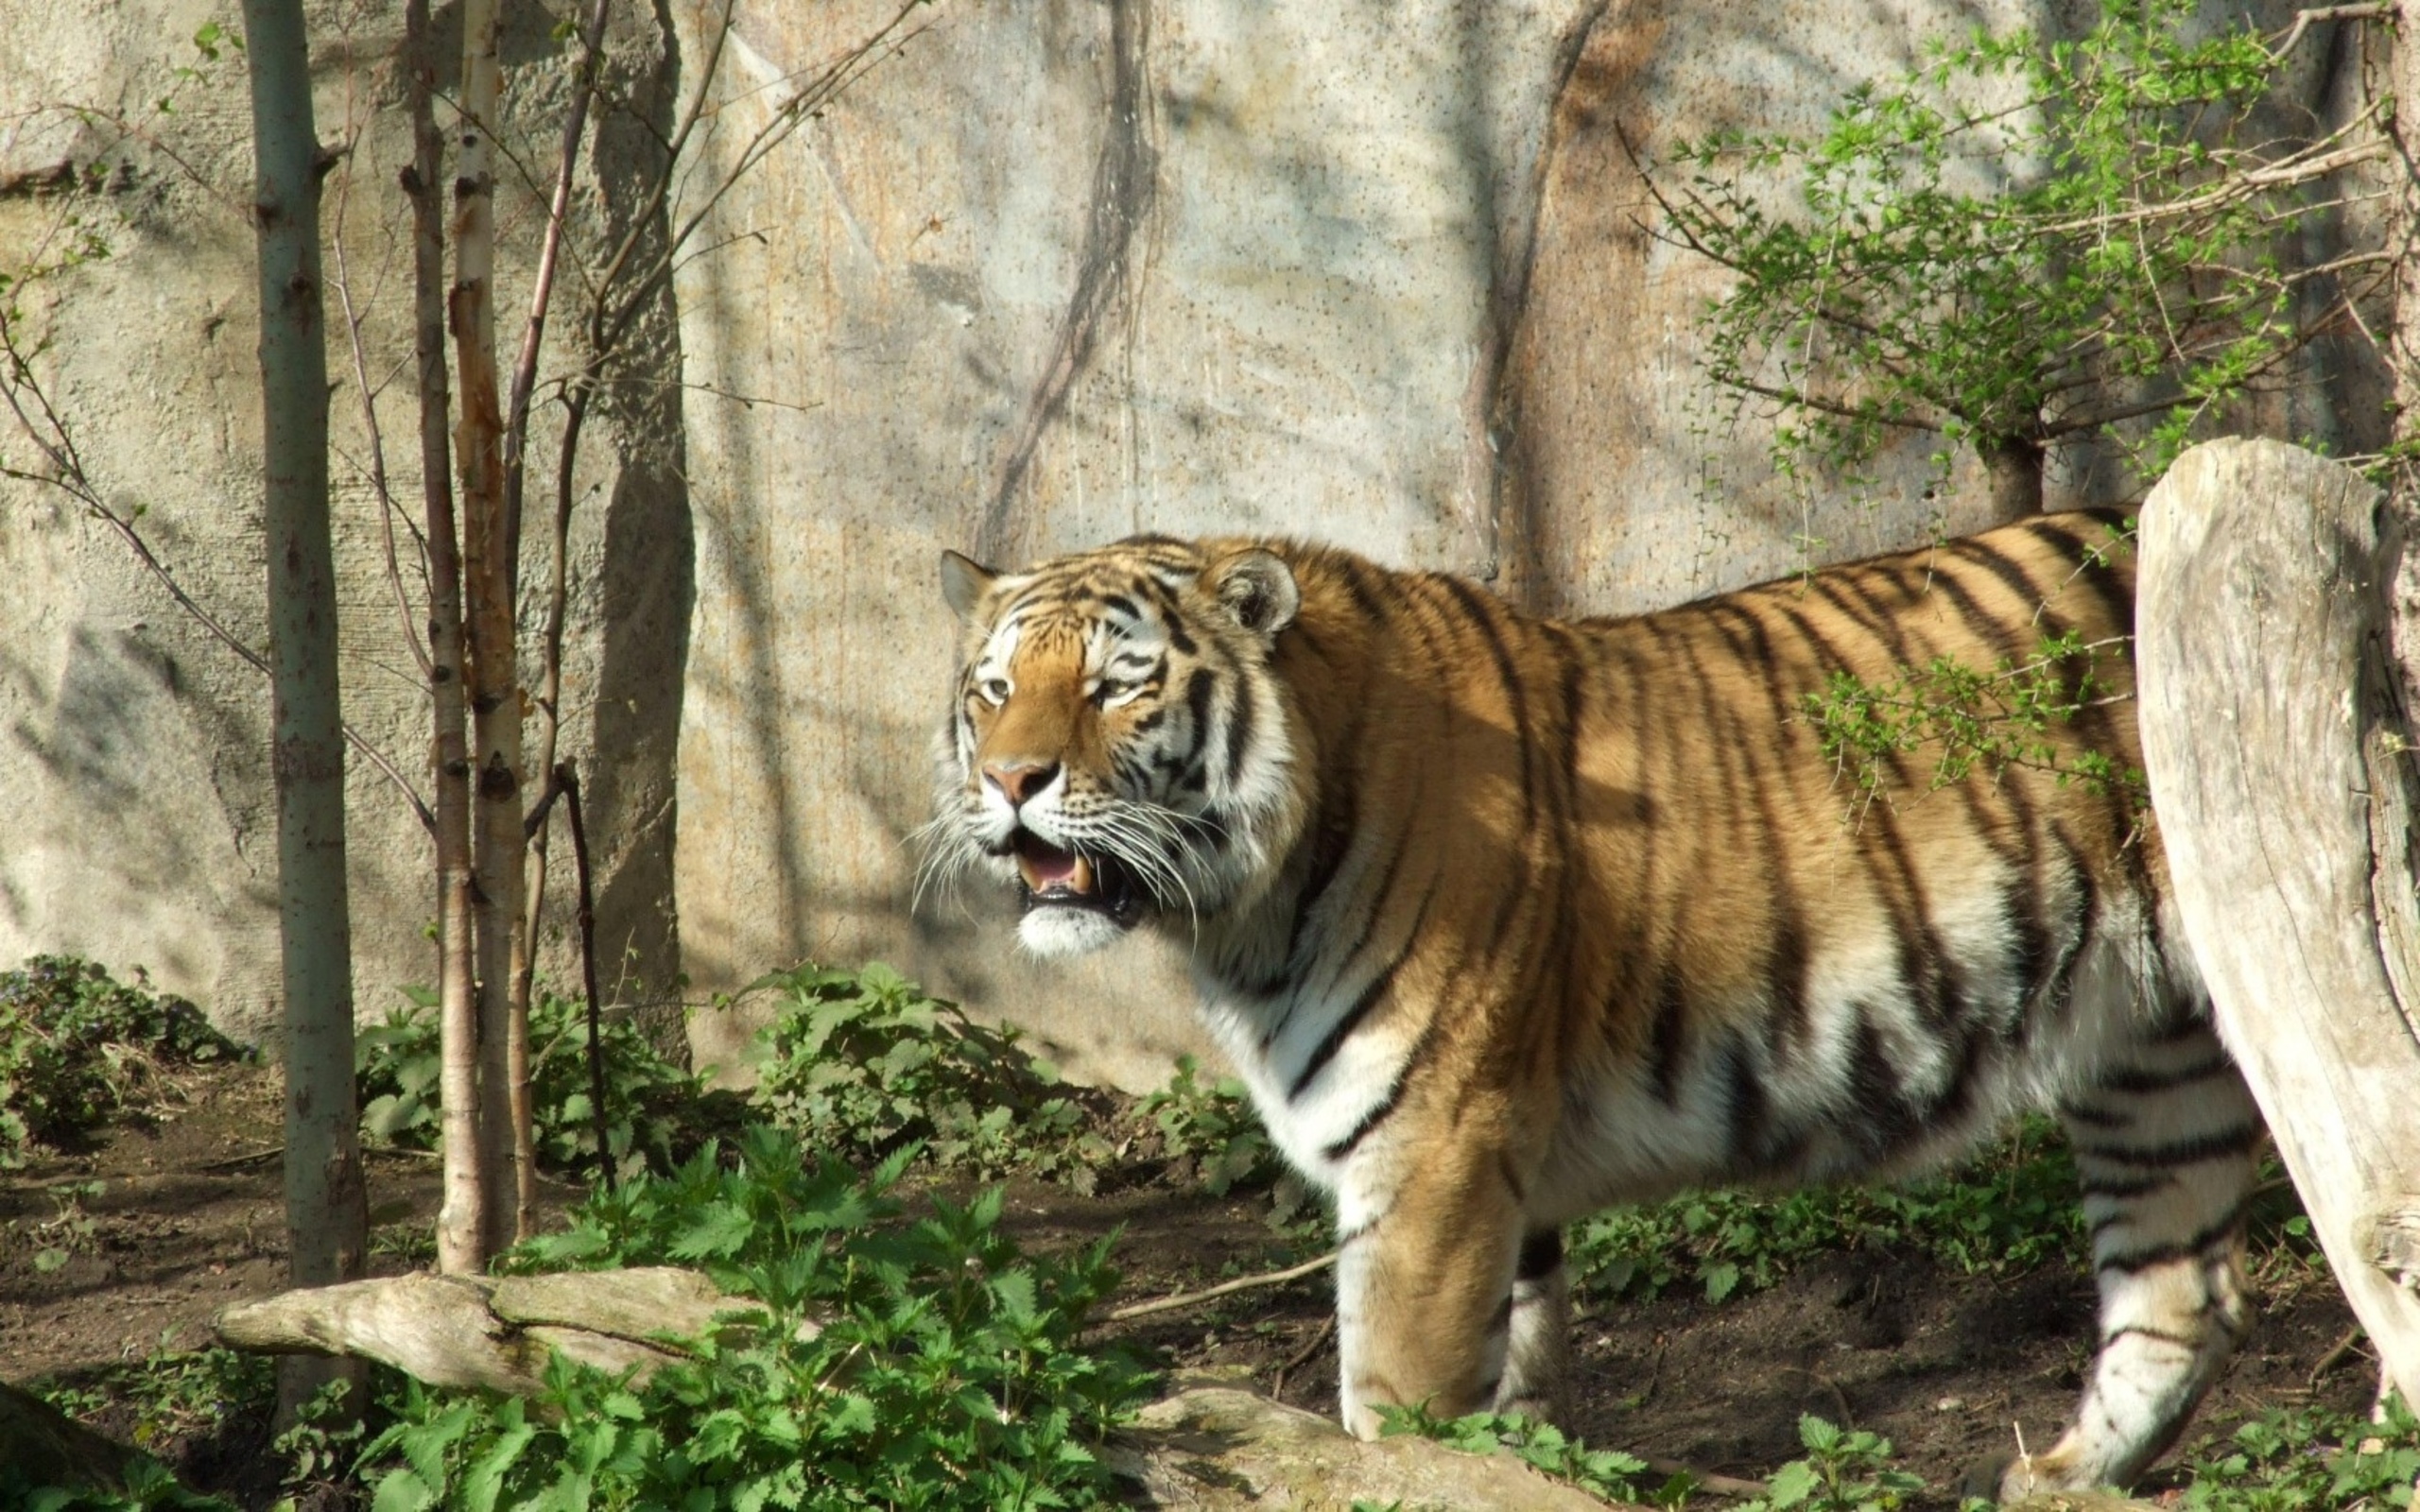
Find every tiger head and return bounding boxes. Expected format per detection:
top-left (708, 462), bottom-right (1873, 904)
top-left (928, 537), bottom-right (1309, 957)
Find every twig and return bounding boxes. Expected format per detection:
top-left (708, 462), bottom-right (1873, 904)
top-left (1642, 1456), bottom-right (1771, 1500)
top-left (1105, 1251), bottom-right (1338, 1323)
top-left (2310, 1323), bottom-right (2370, 1390)
top-left (557, 761), bottom-right (614, 1195)
top-left (1269, 1313), bottom-right (1334, 1400)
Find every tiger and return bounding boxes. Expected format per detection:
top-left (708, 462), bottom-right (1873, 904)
top-left (925, 510), bottom-right (2262, 1501)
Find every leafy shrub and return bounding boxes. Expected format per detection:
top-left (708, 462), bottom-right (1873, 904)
top-left (2180, 1395), bottom-right (2420, 1512)
top-left (0, 956), bottom-right (240, 1166)
top-left (364, 1125), bottom-right (1150, 1510)
top-left (1139, 1054), bottom-right (1278, 1195)
top-left (33, 1346), bottom-right (270, 1454)
top-left (355, 987), bottom-right (707, 1179)
top-left (1574, 1115), bottom-right (2083, 1302)
top-left (1740, 1416), bottom-right (1925, 1512)
top-left (748, 962), bottom-right (1113, 1190)
top-left (1374, 1403), bottom-right (1669, 1505)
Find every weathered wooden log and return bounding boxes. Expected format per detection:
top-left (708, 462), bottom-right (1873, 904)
top-left (2137, 437), bottom-right (2420, 1413)
top-left (212, 1266), bottom-right (787, 1395)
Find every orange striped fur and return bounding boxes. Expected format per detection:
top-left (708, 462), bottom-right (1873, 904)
top-left (930, 514), bottom-right (2259, 1499)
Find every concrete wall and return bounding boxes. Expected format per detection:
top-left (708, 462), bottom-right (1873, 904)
top-left (0, 0), bottom-right (687, 1043)
top-left (0, 0), bottom-right (2375, 1084)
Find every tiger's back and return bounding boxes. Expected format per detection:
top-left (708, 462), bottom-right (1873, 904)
top-left (933, 511), bottom-right (2257, 1500)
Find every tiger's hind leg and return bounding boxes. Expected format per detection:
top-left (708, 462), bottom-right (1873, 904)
top-left (1493, 1228), bottom-right (1574, 1424)
top-left (1998, 1021), bottom-right (2259, 1500)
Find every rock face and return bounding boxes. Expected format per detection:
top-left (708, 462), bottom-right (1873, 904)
top-left (0, 0), bottom-right (2375, 1081)
top-left (1114, 1384), bottom-right (1633, 1509)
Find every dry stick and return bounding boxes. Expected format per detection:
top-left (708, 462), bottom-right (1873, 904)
top-left (2312, 1324), bottom-right (2372, 1390)
top-left (400, 0), bottom-right (484, 1278)
top-left (556, 761), bottom-right (614, 1195)
top-left (1268, 1313), bottom-right (1334, 1400)
top-left (1104, 1251), bottom-right (1338, 1323)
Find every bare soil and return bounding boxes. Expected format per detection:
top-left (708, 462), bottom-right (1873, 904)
top-left (0, 1059), bottom-right (2376, 1509)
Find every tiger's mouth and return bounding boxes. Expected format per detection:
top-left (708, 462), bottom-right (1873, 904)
top-left (1011, 831), bottom-right (1144, 927)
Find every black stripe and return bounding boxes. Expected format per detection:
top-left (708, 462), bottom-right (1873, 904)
top-left (1946, 537), bottom-right (2048, 615)
top-left (1647, 965), bottom-right (1688, 1105)
top-left (1924, 560), bottom-right (2032, 664)
top-left (1720, 1032), bottom-right (1772, 1169)
top-left (2079, 1170), bottom-right (2174, 1199)
top-left (2072, 1124), bottom-right (2262, 1168)
top-left (1223, 680), bottom-right (1255, 790)
top-left (1184, 667), bottom-right (1215, 745)
top-left (2095, 1200), bottom-right (2252, 1275)
top-left (2089, 1057), bottom-right (2236, 1095)
top-left (1847, 1009), bottom-right (1923, 1160)
top-left (1439, 576), bottom-right (1538, 833)
top-left (1332, 554), bottom-right (1390, 626)
top-left (2061, 1101), bottom-right (2131, 1130)
top-left (1290, 960), bottom-right (1400, 1100)
top-left (1322, 1075), bottom-right (1404, 1162)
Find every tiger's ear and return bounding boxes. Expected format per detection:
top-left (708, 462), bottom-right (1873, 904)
top-left (1207, 548), bottom-right (1299, 638)
top-left (940, 550), bottom-right (997, 621)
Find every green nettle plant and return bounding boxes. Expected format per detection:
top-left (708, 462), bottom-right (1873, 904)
top-left (747, 962), bottom-right (1114, 1190)
top-left (356, 987), bottom-right (706, 1180)
top-left (0, 956), bottom-right (241, 1167)
top-left (1656, 0), bottom-right (2388, 516)
top-left (1374, 1404), bottom-right (1668, 1505)
top-left (1571, 1113), bottom-right (2085, 1304)
top-left (1743, 1417), bottom-right (1926, 1512)
top-left (363, 1126), bottom-right (1150, 1511)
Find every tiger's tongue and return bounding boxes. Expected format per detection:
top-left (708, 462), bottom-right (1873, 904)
top-left (1014, 837), bottom-right (1095, 896)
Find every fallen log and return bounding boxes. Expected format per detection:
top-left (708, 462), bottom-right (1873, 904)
top-left (2136, 437), bottom-right (2420, 1413)
top-left (213, 1266), bottom-right (791, 1395)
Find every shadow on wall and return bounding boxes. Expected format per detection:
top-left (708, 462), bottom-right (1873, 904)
top-left (2, 623), bottom-right (277, 1030)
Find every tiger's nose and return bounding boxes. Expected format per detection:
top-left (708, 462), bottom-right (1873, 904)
top-left (983, 760), bottom-right (1060, 808)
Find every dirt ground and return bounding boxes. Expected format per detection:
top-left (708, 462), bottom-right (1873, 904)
top-left (0, 1058), bottom-right (2377, 1509)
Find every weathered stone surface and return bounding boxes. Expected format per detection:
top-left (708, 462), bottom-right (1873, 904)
top-left (0, 0), bottom-right (2381, 1091)
top-left (1111, 1384), bottom-right (1632, 1509)
top-left (0, 0), bottom-right (688, 1043)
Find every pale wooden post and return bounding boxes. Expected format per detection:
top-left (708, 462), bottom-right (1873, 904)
top-left (2136, 437), bottom-right (2420, 1414)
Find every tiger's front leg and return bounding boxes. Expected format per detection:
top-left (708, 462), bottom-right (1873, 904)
top-left (1333, 1137), bottom-right (1544, 1439)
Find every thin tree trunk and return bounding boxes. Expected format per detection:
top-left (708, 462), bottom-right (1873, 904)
top-left (505, 0), bottom-right (615, 1241)
top-left (237, 0), bottom-right (367, 1413)
top-left (451, 0), bottom-right (527, 1259)
top-left (402, 0), bottom-right (484, 1276)
top-left (1978, 435), bottom-right (2045, 521)
top-left (2394, 1), bottom-right (2420, 475)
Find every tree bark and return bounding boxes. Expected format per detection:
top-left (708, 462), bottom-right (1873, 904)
top-left (2136, 437), bottom-right (2420, 1415)
top-left (1979, 434), bottom-right (2045, 522)
top-left (400, 0), bottom-right (484, 1277)
top-left (450, 0), bottom-right (529, 1257)
top-left (237, 0), bottom-right (368, 1415)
